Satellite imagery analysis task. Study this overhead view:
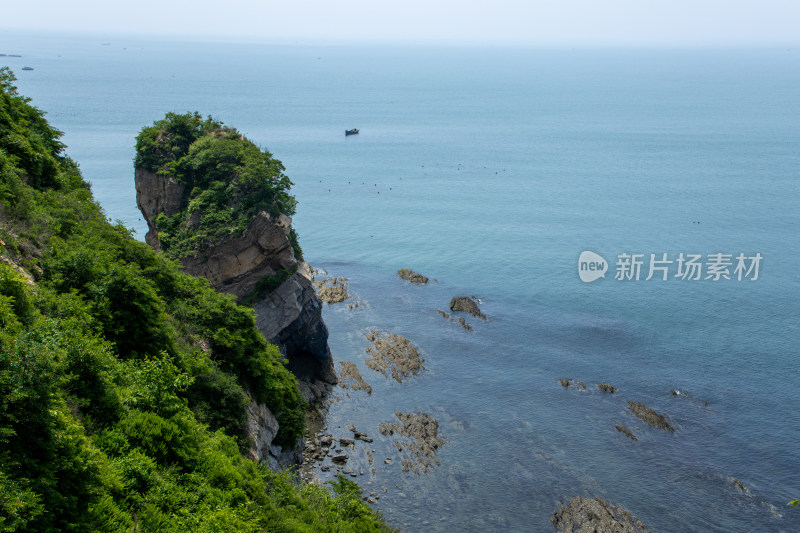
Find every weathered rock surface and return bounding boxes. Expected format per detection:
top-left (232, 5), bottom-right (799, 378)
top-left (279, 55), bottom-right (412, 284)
top-left (338, 361), bottom-right (372, 394)
top-left (364, 330), bottom-right (424, 383)
top-left (449, 296), bottom-right (486, 319)
top-left (598, 382), bottom-right (617, 393)
top-left (314, 277), bottom-right (349, 304)
top-left (627, 401), bottom-right (674, 431)
top-left (397, 268), bottom-right (429, 284)
top-left (615, 425), bottom-right (638, 441)
top-left (379, 412), bottom-right (445, 475)
top-left (551, 496), bottom-right (650, 532)
top-left (245, 395), bottom-right (303, 469)
top-left (134, 167), bottom-right (186, 251)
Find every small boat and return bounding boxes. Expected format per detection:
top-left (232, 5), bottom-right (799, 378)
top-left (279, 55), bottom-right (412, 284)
top-left (21, 67), bottom-right (34, 71)
top-left (345, 128), bottom-right (359, 136)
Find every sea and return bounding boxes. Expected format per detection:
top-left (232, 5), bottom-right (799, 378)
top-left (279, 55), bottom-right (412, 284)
top-left (4, 31), bottom-right (799, 532)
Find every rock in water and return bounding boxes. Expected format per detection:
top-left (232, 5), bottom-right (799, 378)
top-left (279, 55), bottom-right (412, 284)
top-left (397, 268), bottom-right (429, 283)
top-left (615, 425), bottom-right (638, 441)
top-left (598, 382), bottom-right (617, 393)
top-left (449, 296), bottom-right (486, 319)
top-left (552, 496), bottom-right (649, 532)
top-left (364, 330), bottom-right (424, 383)
top-left (379, 412), bottom-right (445, 475)
top-left (338, 361), bottom-right (372, 394)
top-left (627, 401), bottom-right (675, 431)
top-left (315, 277), bottom-right (349, 303)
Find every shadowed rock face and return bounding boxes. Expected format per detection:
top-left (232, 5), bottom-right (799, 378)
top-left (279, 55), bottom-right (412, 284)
top-left (184, 212), bottom-right (337, 403)
top-left (134, 168), bottom-right (186, 251)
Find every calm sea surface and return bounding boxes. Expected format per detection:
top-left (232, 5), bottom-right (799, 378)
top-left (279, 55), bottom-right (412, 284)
top-left (4, 31), bottom-right (800, 531)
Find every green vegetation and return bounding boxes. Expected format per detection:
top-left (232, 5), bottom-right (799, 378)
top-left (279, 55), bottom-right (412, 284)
top-left (0, 67), bottom-right (388, 532)
top-left (135, 112), bottom-right (298, 260)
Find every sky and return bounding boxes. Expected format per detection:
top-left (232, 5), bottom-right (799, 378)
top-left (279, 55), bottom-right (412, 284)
top-left (2, 0), bottom-right (799, 46)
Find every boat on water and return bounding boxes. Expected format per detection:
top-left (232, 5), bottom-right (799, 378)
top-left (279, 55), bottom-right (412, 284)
top-left (345, 128), bottom-right (359, 136)
top-left (21, 67), bottom-right (34, 71)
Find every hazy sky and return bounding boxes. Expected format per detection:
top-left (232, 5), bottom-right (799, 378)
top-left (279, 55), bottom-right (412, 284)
top-left (3, 0), bottom-right (799, 46)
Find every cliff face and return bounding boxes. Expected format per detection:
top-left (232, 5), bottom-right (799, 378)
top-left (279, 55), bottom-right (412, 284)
top-left (134, 168), bottom-right (186, 251)
top-left (135, 167), bottom-right (336, 462)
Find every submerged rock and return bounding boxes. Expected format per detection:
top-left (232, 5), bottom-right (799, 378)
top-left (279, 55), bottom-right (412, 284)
top-left (379, 412), bottom-right (445, 475)
top-left (398, 268), bottom-right (429, 283)
top-left (729, 477), bottom-right (748, 492)
top-left (551, 496), bottom-right (650, 532)
top-left (364, 330), bottom-right (425, 383)
top-left (338, 361), bottom-right (372, 394)
top-left (449, 296), bottom-right (486, 319)
top-left (598, 383), bottom-right (617, 393)
top-left (627, 401), bottom-right (675, 431)
top-left (615, 425), bottom-right (638, 441)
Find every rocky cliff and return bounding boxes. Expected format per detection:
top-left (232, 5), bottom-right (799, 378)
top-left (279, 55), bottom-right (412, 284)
top-left (135, 167), bottom-right (336, 464)
top-left (135, 167), bottom-right (186, 251)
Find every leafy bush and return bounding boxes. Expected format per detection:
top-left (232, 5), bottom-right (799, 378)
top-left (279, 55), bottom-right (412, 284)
top-left (136, 112), bottom-right (297, 260)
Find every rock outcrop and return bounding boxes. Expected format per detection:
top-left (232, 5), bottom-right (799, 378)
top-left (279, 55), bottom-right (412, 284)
top-left (449, 296), bottom-right (486, 319)
top-left (397, 268), bottom-right (429, 283)
top-left (134, 167), bottom-right (186, 251)
top-left (627, 401), bottom-right (674, 431)
top-left (136, 168), bottom-right (336, 465)
top-left (551, 496), bottom-right (649, 532)
top-left (246, 394), bottom-right (303, 469)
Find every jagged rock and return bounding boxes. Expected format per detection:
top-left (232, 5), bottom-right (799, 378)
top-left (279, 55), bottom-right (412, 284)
top-left (315, 277), bottom-right (349, 304)
top-left (449, 296), bottom-right (486, 319)
top-left (627, 401), bottom-right (675, 431)
top-left (332, 454), bottom-right (349, 464)
top-left (560, 379), bottom-right (570, 388)
top-left (339, 438), bottom-right (355, 447)
top-left (338, 361), bottom-right (372, 394)
top-left (552, 496), bottom-right (650, 532)
top-left (598, 383), bottom-right (617, 393)
top-left (174, 212), bottom-right (336, 403)
top-left (437, 309), bottom-right (450, 319)
top-left (398, 268), bottom-right (429, 284)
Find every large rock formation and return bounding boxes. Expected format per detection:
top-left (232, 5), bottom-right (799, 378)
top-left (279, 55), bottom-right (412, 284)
top-left (136, 167), bottom-right (336, 462)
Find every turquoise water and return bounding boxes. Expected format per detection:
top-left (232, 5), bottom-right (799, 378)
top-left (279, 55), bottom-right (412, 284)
top-left (5, 32), bottom-right (800, 531)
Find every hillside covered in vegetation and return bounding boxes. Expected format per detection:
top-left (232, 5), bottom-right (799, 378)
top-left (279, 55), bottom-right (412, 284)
top-left (0, 67), bottom-right (387, 532)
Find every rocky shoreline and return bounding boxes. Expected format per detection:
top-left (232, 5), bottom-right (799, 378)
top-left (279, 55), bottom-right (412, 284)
top-left (299, 266), bottom-right (765, 530)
